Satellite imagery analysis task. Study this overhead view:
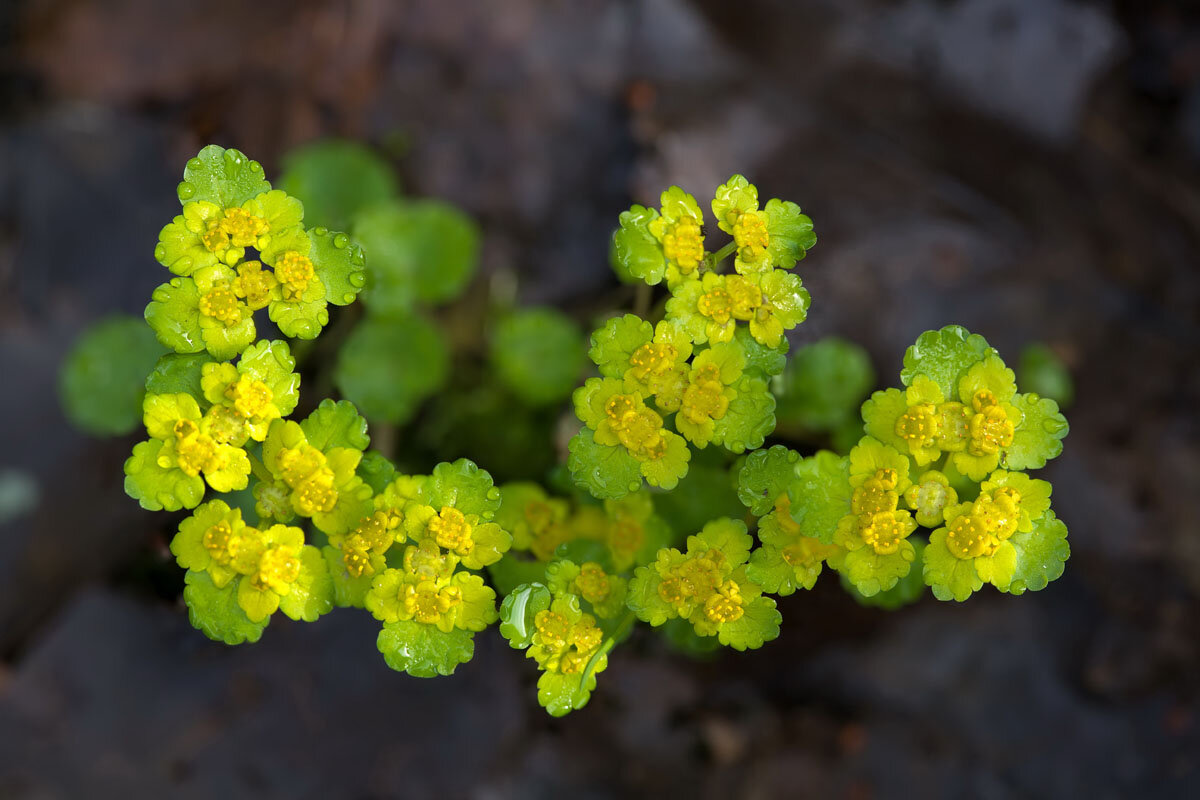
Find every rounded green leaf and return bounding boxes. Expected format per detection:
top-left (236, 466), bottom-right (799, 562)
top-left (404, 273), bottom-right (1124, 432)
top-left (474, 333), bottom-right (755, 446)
top-left (842, 539), bottom-right (927, 609)
top-left (59, 316), bottom-right (165, 436)
top-left (277, 546), bottom-right (334, 622)
top-left (178, 145), bottom-right (271, 208)
top-left (124, 439), bottom-right (205, 511)
top-left (712, 374), bottom-right (776, 453)
top-left (763, 198), bottom-right (816, 268)
top-left (182, 570), bottom-right (268, 645)
top-left (1006, 393), bottom-right (1069, 470)
top-left (612, 205), bottom-right (666, 285)
top-left (334, 312), bottom-right (449, 424)
top-left (733, 326), bottom-right (788, 378)
top-left (145, 278), bottom-right (204, 354)
top-left (300, 398), bottom-right (370, 452)
top-left (376, 620), bottom-right (475, 677)
top-left (352, 200), bottom-right (480, 311)
top-left (567, 428), bottom-right (643, 500)
top-left (786, 451), bottom-right (851, 544)
top-left (308, 227), bottom-right (367, 307)
top-left (587, 314), bottom-right (653, 376)
top-left (1006, 510), bottom-right (1069, 595)
top-left (491, 308), bottom-right (586, 406)
top-left (774, 336), bottom-right (875, 431)
top-left (900, 325), bottom-right (995, 398)
top-left (145, 353), bottom-right (211, 401)
top-left (498, 582), bottom-right (553, 649)
top-left (426, 458), bottom-right (502, 518)
top-left (717, 595), bottom-right (781, 651)
top-left (923, 528), bottom-right (984, 602)
top-left (538, 668), bottom-right (602, 717)
top-left (280, 140), bottom-right (398, 230)
top-left (737, 445), bottom-right (801, 516)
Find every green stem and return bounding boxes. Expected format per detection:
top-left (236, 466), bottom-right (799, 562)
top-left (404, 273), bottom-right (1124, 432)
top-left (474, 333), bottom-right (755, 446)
top-left (580, 609), bottom-right (636, 687)
top-left (248, 453), bottom-right (273, 483)
top-left (633, 282), bottom-right (652, 318)
top-left (708, 241), bottom-right (737, 270)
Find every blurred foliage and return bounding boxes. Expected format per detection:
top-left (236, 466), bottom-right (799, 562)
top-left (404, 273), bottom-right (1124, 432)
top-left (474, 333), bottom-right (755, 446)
top-left (1018, 342), bottom-right (1074, 408)
top-left (60, 315), bottom-right (165, 435)
top-left (280, 140), bottom-right (399, 231)
top-left (773, 336), bottom-right (875, 440)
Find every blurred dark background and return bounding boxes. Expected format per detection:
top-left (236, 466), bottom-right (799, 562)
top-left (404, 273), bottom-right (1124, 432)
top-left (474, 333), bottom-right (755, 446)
top-left (2, 0), bottom-right (1199, 797)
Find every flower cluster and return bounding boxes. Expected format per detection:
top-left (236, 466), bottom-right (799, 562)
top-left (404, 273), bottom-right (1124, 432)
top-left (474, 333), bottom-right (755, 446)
top-left (626, 518), bottom-right (781, 650)
top-left (734, 326), bottom-right (1070, 603)
top-left (572, 176), bottom-right (815, 499)
top-left (148, 146), bottom-right (365, 358)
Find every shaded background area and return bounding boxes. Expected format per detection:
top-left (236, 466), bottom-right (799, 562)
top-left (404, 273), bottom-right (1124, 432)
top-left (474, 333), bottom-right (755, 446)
top-left (1, 0), bottom-right (1199, 797)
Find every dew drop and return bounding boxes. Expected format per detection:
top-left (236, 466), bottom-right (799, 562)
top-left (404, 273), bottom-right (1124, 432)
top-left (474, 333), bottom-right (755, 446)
top-left (186, 158), bottom-right (202, 172)
top-left (486, 488), bottom-right (500, 501)
top-left (333, 233), bottom-right (350, 249)
top-left (341, 292), bottom-right (353, 304)
top-left (177, 181), bottom-right (195, 200)
top-left (786, 450), bottom-right (799, 463)
top-left (318, 310), bottom-right (330, 325)
top-left (348, 272), bottom-right (366, 288)
top-left (628, 481), bottom-right (641, 492)
top-left (313, 226), bottom-right (328, 237)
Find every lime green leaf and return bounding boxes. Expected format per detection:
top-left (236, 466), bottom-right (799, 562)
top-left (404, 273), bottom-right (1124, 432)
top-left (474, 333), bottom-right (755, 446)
top-left (661, 617), bottom-right (721, 658)
top-left (357, 451), bottom-right (399, 494)
top-left (733, 326), bottom-right (788, 378)
top-left (567, 428), bottom-right (643, 500)
top-left (267, 293), bottom-right (328, 340)
top-left (1006, 510), bottom-right (1069, 595)
top-left (334, 312), bottom-right (449, 424)
top-left (182, 570), bottom-right (268, 645)
top-left (737, 445), bottom-right (800, 515)
top-left (588, 314), bottom-right (652, 376)
top-left (612, 205), bottom-right (666, 285)
top-left (352, 200), bottom-right (480, 310)
top-left (280, 139), bottom-right (398, 230)
top-left (307, 228), bottom-right (367, 307)
top-left (124, 439), bottom-right (205, 511)
top-left (900, 325), bottom-right (995, 398)
top-left (425, 458), bottom-right (502, 518)
top-left (627, 561), bottom-right (677, 626)
top-left (842, 539), bottom-right (927, 609)
top-left (840, 540), bottom-right (916, 597)
top-left (489, 556), bottom-right (549, 598)
top-left (860, 388), bottom-right (908, 453)
top-left (774, 337), bottom-right (875, 431)
top-left (277, 546), bottom-right (334, 622)
top-left (717, 595), bottom-right (780, 650)
top-left (145, 278), bottom-right (204, 354)
top-left (178, 145), bottom-right (271, 208)
top-left (923, 528), bottom-right (984, 601)
top-left (763, 199), bottom-right (816, 268)
top-left (711, 174), bottom-right (759, 234)
top-left (300, 398), bottom-right (370, 452)
top-left (59, 316), bottom-right (165, 436)
top-left (712, 374), bottom-right (776, 453)
top-left (1006, 393), bottom-right (1069, 470)
top-left (786, 451), bottom-right (851, 543)
top-left (498, 582), bottom-right (553, 648)
top-left (690, 518), bottom-right (753, 567)
top-left (638, 431), bottom-right (691, 490)
top-left (1018, 343), bottom-right (1074, 408)
top-left (376, 620), bottom-right (474, 677)
top-left (144, 353), bottom-right (210, 400)
top-left (538, 668), bottom-right (601, 717)
top-left (491, 308), bottom-right (586, 406)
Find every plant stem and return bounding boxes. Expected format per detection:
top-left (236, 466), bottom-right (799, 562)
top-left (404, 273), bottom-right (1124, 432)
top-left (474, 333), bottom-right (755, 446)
top-left (708, 241), bottom-right (737, 270)
top-left (248, 452), bottom-right (273, 483)
top-left (634, 282), bottom-right (652, 317)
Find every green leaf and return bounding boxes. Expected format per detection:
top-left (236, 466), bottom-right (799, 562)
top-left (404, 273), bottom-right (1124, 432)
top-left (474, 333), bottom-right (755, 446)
top-left (567, 428), bottom-right (643, 500)
top-left (900, 325), bottom-right (995, 398)
top-left (538, 668), bottom-right (601, 717)
top-left (690, 518), bottom-right (753, 567)
top-left (267, 294), bottom-right (328, 340)
top-left (737, 446), bottom-right (799, 515)
top-left (774, 336), bottom-right (875, 431)
top-left (182, 570), bottom-right (268, 645)
top-left (923, 529), bottom-right (984, 601)
top-left (842, 539), bottom-right (927, 609)
top-left (1006, 510), bottom-right (1069, 595)
top-left (712, 374), bottom-right (776, 453)
top-left (786, 451), bottom-right (851, 544)
top-left (124, 439), bottom-right (205, 511)
top-left (376, 620), bottom-right (475, 677)
top-left (426, 459), bottom-right (502, 518)
top-left (718, 595), bottom-right (781, 650)
top-left (612, 205), bottom-right (666, 285)
top-left (1006, 393), bottom-right (1069, 470)
top-left (588, 314), bottom-right (652, 376)
top-left (308, 228), bottom-right (367, 307)
top-left (334, 312), bottom-right (449, 424)
top-left (711, 174), bottom-right (759, 234)
top-left (733, 326), bottom-right (788, 378)
top-left (299, 398), bottom-right (370, 452)
top-left (489, 556), bottom-right (549, 598)
top-left (145, 278), bottom-right (204, 354)
top-left (178, 145), bottom-right (271, 208)
top-left (357, 450), bottom-right (399, 494)
top-left (626, 561), bottom-right (677, 626)
top-left (498, 582), bottom-right (553, 648)
top-left (660, 617), bottom-right (721, 658)
top-left (1018, 343), bottom-right (1073, 408)
top-left (352, 200), bottom-right (479, 310)
top-left (277, 546), bottom-right (334, 622)
top-left (763, 198), bottom-right (816, 268)
top-left (59, 315), bottom-right (165, 436)
top-left (144, 353), bottom-right (210, 401)
top-left (491, 308), bottom-right (586, 406)
top-left (280, 139), bottom-right (398, 230)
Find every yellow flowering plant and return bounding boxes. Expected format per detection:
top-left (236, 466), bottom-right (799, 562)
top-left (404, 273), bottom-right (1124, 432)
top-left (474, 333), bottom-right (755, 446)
top-left (65, 147), bottom-right (1072, 719)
